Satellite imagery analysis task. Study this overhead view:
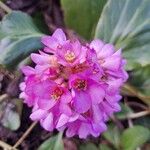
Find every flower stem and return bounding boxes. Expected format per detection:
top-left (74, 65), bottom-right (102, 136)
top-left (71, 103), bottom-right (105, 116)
top-left (127, 109), bottom-right (150, 119)
top-left (0, 140), bottom-right (17, 150)
top-left (122, 83), bottom-right (150, 105)
top-left (12, 121), bottom-right (38, 149)
top-left (0, 1), bottom-right (12, 14)
top-left (0, 93), bottom-right (9, 103)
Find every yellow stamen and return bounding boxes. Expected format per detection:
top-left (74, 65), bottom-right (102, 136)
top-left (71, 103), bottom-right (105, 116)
top-left (64, 51), bottom-right (76, 62)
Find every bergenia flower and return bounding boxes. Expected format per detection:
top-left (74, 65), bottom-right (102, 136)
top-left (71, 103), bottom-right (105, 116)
top-left (20, 28), bottom-right (128, 138)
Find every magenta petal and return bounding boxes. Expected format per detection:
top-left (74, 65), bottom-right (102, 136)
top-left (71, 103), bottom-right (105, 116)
top-left (92, 122), bottom-right (107, 136)
top-left (43, 47), bottom-right (55, 53)
top-left (19, 82), bottom-right (26, 91)
top-left (68, 114), bottom-right (79, 122)
top-left (60, 91), bottom-right (72, 103)
top-left (98, 44), bottom-right (115, 58)
top-left (21, 66), bottom-right (35, 76)
top-left (59, 104), bottom-right (72, 116)
top-left (41, 113), bottom-right (53, 131)
top-left (90, 39), bottom-right (104, 54)
top-left (92, 105), bottom-right (102, 123)
top-left (66, 123), bottom-right (78, 137)
top-left (107, 79), bottom-right (122, 94)
top-left (41, 36), bottom-right (58, 52)
top-left (30, 109), bottom-right (47, 120)
top-left (102, 55), bottom-right (121, 70)
top-left (38, 99), bottom-right (57, 110)
top-left (89, 84), bottom-right (105, 104)
top-left (73, 91), bottom-right (91, 113)
top-left (56, 114), bottom-right (69, 128)
top-left (52, 28), bottom-right (66, 43)
top-left (78, 123), bottom-right (89, 139)
top-left (31, 53), bottom-right (50, 65)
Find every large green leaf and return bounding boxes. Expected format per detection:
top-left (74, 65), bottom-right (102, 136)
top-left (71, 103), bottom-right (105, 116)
top-left (61, 0), bottom-right (106, 40)
top-left (121, 126), bottom-right (150, 150)
top-left (115, 103), bottom-right (133, 120)
top-left (0, 99), bottom-right (22, 131)
top-left (129, 66), bottom-right (150, 96)
top-left (94, 0), bottom-right (150, 99)
top-left (102, 124), bottom-right (121, 149)
top-left (95, 0), bottom-right (150, 70)
top-left (80, 143), bottom-right (98, 150)
top-left (0, 11), bottom-right (45, 69)
top-left (99, 144), bottom-right (112, 150)
top-left (38, 132), bottom-right (64, 150)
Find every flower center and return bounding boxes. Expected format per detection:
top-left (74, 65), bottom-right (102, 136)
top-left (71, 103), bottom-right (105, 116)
top-left (64, 51), bottom-right (76, 62)
top-left (99, 59), bottom-right (105, 64)
top-left (51, 87), bottom-right (63, 100)
top-left (73, 79), bottom-right (87, 91)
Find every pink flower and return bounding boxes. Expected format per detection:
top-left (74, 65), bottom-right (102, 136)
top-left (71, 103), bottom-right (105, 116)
top-left (20, 28), bottom-right (128, 139)
top-left (42, 29), bottom-right (87, 67)
top-left (90, 39), bottom-right (128, 81)
top-left (69, 73), bottom-right (105, 113)
top-left (66, 116), bottom-right (107, 139)
top-left (54, 40), bottom-right (87, 67)
top-left (41, 29), bottom-right (67, 54)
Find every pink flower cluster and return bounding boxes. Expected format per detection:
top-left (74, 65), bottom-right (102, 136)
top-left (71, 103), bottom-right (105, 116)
top-left (20, 29), bottom-right (128, 138)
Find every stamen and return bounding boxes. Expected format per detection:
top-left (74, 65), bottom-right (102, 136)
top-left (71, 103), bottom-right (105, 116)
top-left (64, 51), bottom-right (76, 62)
top-left (73, 79), bottom-right (87, 91)
top-left (51, 87), bottom-right (63, 100)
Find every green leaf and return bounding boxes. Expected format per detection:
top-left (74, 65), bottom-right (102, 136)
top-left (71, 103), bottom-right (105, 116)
top-left (129, 66), bottom-right (150, 96)
top-left (38, 132), bottom-right (64, 150)
top-left (99, 144), bottom-right (112, 150)
top-left (0, 11), bottom-right (45, 69)
top-left (102, 124), bottom-right (121, 149)
top-left (94, 0), bottom-right (150, 98)
top-left (95, 0), bottom-right (150, 70)
top-left (134, 116), bottom-right (150, 130)
top-left (121, 126), bottom-right (150, 150)
top-left (80, 143), bottom-right (98, 150)
top-left (115, 103), bottom-right (133, 119)
top-left (61, 0), bottom-right (106, 40)
top-left (0, 99), bottom-right (22, 131)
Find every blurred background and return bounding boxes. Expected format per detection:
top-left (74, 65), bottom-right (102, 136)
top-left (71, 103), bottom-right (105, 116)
top-left (0, 0), bottom-right (150, 150)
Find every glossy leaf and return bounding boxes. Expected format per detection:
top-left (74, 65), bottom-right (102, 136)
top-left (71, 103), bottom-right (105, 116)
top-left (103, 124), bottom-right (121, 149)
top-left (0, 11), bottom-right (45, 69)
top-left (80, 143), bottom-right (98, 150)
top-left (0, 99), bottom-right (22, 131)
top-left (99, 144), bottom-right (112, 150)
top-left (61, 0), bottom-right (106, 40)
top-left (95, 0), bottom-right (150, 70)
top-left (121, 126), bottom-right (150, 150)
top-left (115, 103), bottom-right (133, 119)
top-left (129, 66), bottom-right (150, 96)
top-left (38, 132), bottom-right (64, 150)
top-left (94, 0), bottom-right (150, 98)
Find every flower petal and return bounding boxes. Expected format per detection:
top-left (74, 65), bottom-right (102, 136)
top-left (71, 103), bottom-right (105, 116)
top-left (56, 114), bottom-right (69, 128)
top-left (73, 91), bottom-right (91, 113)
top-left (59, 104), bottom-right (72, 116)
top-left (60, 91), bottom-right (72, 103)
top-left (41, 113), bottom-right (54, 131)
top-left (38, 99), bottom-right (57, 110)
top-left (52, 28), bottom-right (66, 43)
top-left (30, 109), bottom-right (47, 120)
top-left (102, 55), bottom-right (121, 70)
top-left (98, 43), bottom-right (115, 58)
top-left (31, 53), bottom-right (51, 65)
top-left (41, 36), bottom-right (58, 52)
top-left (78, 123), bottom-right (90, 139)
top-left (89, 84), bottom-right (105, 104)
top-left (90, 39), bottom-right (104, 54)
top-left (21, 66), bottom-right (35, 76)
